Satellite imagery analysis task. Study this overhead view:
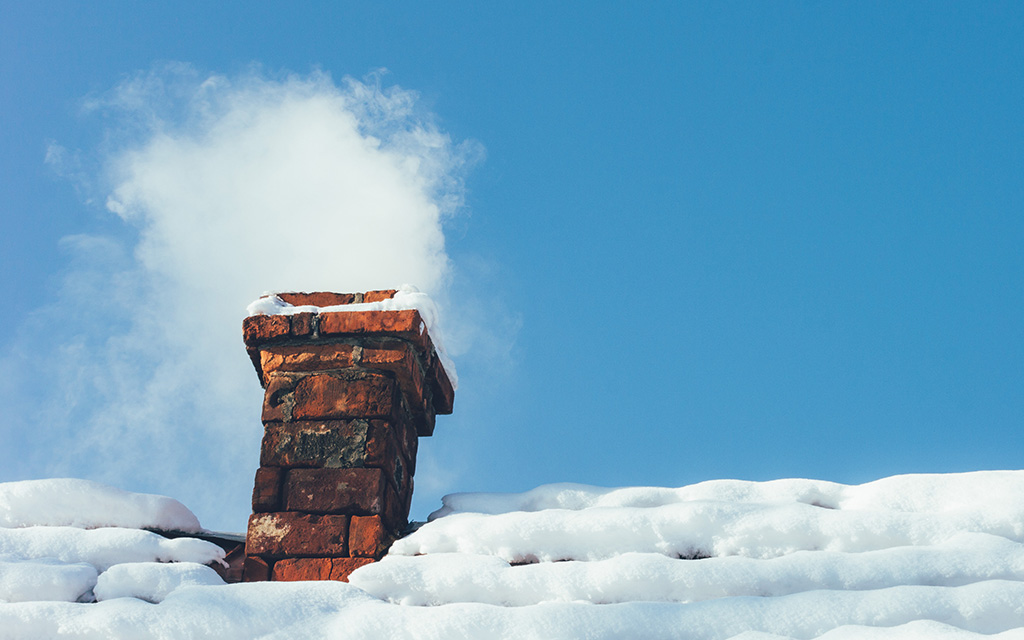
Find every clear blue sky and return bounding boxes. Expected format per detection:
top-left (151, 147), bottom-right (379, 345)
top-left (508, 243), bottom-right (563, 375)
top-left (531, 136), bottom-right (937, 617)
top-left (2, 2), bottom-right (1022, 529)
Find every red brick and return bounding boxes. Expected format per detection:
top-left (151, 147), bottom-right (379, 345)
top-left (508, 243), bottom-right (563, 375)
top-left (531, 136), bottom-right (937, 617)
top-left (243, 315), bottom-right (291, 345)
top-left (363, 289), bottom-right (398, 303)
top-left (252, 467), bottom-right (282, 512)
top-left (292, 374), bottom-right (395, 420)
top-left (260, 344), bottom-right (356, 375)
top-left (383, 479), bottom-right (408, 532)
top-left (272, 557), bottom-right (374, 582)
top-left (277, 292), bottom-right (356, 307)
top-left (246, 512), bottom-right (348, 558)
top-left (261, 420), bottom-right (368, 468)
top-left (318, 310), bottom-right (426, 348)
top-left (283, 467), bottom-right (386, 515)
top-left (413, 404), bottom-right (436, 438)
top-left (290, 312), bottom-right (314, 337)
top-left (365, 421), bottom-right (399, 484)
top-left (429, 359), bottom-right (455, 415)
top-left (364, 423), bottom-right (410, 497)
top-left (243, 556), bottom-right (271, 582)
top-left (393, 418), bottom-right (419, 476)
top-left (261, 376), bottom-right (295, 422)
top-left (362, 343), bottom-right (427, 410)
top-left (349, 516), bottom-right (390, 557)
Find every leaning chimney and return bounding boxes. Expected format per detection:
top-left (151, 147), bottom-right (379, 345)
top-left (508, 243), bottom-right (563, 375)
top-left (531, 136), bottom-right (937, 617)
top-left (240, 289), bottom-right (454, 582)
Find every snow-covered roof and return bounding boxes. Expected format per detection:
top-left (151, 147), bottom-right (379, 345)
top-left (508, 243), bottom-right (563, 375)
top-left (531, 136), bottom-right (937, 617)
top-left (3, 472), bottom-right (1024, 638)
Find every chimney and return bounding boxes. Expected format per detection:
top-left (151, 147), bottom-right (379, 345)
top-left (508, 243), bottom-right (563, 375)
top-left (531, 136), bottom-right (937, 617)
top-left (240, 289), bottom-right (454, 582)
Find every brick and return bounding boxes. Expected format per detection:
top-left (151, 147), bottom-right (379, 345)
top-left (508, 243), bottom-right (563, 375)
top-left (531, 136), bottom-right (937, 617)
top-left (243, 556), bottom-right (271, 582)
top-left (252, 467), bottom-right (283, 512)
top-left (247, 347), bottom-right (265, 385)
top-left (383, 479), bottom-right (407, 532)
top-left (429, 359), bottom-right (456, 415)
top-left (362, 342), bottom-right (427, 413)
top-left (349, 515), bottom-right (390, 557)
top-left (363, 289), bottom-right (398, 303)
top-left (365, 421), bottom-right (400, 489)
top-left (243, 315), bottom-right (291, 345)
top-left (413, 403), bottom-right (436, 438)
top-left (272, 557), bottom-right (374, 582)
top-left (283, 467), bottom-right (386, 515)
top-left (403, 477), bottom-right (414, 516)
top-left (246, 512), bottom-right (348, 558)
top-left (318, 310), bottom-right (426, 349)
top-left (292, 374), bottom-right (395, 420)
top-left (393, 418), bottom-right (419, 476)
top-left (290, 312), bottom-right (315, 337)
top-left (261, 420), bottom-right (368, 468)
top-left (260, 344), bottom-right (356, 375)
top-left (277, 292), bottom-right (356, 307)
top-left (261, 376), bottom-right (295, 422)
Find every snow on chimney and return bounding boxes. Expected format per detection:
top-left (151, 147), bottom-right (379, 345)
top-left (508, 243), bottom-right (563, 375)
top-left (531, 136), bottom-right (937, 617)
top-left (240, 289), bottom-right (454, 582)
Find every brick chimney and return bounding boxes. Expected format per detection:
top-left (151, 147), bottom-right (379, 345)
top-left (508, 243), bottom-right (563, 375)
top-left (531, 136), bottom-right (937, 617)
top-left (240, 289), bottom-right (454, 582)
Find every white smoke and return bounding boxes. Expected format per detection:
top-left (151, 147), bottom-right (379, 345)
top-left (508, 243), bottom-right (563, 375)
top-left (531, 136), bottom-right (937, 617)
top-left (4, 66), bottom-right (478, 530)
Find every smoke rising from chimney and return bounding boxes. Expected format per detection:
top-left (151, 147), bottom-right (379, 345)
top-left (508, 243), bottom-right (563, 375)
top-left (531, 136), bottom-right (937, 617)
top-left (2, 66), bottom-right (479, 530)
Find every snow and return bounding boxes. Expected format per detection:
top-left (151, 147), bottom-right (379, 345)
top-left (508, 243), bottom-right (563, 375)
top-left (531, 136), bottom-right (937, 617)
top-left (3, 472), bottom-right (1024, 638)
top-left (0, 479), bottom-right (224, 611)
top-left (0, 478), bottom-right (201, 531)
top-left (94, 562), bottom-right (224, 603)
top-left (0, 559), bottom-right (97, 603)
top-left (0, 526), bottom-right (225, 571)
top-left (246, 284), bottom-right (458, 388)
top-left (2, 580), bottom-right (1024, 639)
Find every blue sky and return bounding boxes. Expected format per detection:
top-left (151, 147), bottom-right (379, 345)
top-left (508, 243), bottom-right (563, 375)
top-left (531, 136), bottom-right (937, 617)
top-left (2, 2), bottom-right (1022, 531)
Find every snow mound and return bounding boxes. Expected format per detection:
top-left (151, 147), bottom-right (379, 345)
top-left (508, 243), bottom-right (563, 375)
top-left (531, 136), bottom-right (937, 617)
top-left (428, 470), bottom-right (1024, 517)
top-left (0, 526), bottom-right (226, 571)
top-left (0, 478), bottom-right (201, 532)
top-left (352, 534), bottom-right (1024, 606)
top-left (0, 478), bottom-right (225, 610)
top-left (0, 559), bottom-right (97, 603)
top-left (3, 472), bottom-right (1024, 638)
top-left (94, 562), bottom-right (225, 603)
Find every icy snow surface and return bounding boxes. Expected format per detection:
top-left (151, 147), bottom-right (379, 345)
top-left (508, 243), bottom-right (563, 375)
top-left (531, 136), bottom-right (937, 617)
top-left (3, 472), bottom-right (1024, 638)
top-left (94, 562), bottom-right (225, 603)
top-left (0, 478), bottom-right (201, 531)
top-left (0, 479), bottom-right (224, 608)
top-left (246, 284), bottom-right (458, 388)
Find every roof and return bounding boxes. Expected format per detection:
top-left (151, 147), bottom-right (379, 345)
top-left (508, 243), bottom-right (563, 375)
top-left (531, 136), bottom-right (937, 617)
top-left (2, 472), bottom-right (1024, 638)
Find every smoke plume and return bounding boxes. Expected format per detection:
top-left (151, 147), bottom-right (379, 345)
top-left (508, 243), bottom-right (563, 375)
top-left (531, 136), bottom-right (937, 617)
top-left (2, 66), bottom-right (477, 530)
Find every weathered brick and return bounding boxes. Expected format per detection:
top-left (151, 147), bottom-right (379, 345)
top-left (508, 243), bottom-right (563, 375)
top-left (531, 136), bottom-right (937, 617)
top-left (349, 515), bottom-right (390, 557)
top-left (246, 512), bottom-right (348, 559)
top-left (429, 359), bottom-right (456, 415)
top-left (393, 418), bottom-right (419, 476)
top-left (383, 479), bottom-right (407, 532)
top-left (243, 315), bottom-right (291, 345)
top-left (318, 310), bottom-right (426, 349)
top-left (283, 467), bottom-right (386, 515)
top-left (365, 420), bottom-right (400, 487)
top-left (261, 420), bottom-right (368, 468)
top-left (261, 376), bottom-right (295, 422)
top-left (414, 403), bottom-right (436, 438)
top-left (243, 555), bottom-right (271, 582)
top-left (361, 342), bottom-right (427, 415)
top-left (277, 292), bottom-right (356, 307)
top-left (260, 344), bottom-right (356, 375)
top-left (292, 374), bottom-right (395, 420)
top-left (290, 312), bottom-right (315, 337)
top-left (272, 557), bottom-right (374, 582)
top-left (252, 467), bottom-right (283, 512)
top-left (363, 289), bottom-right (398, 303)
